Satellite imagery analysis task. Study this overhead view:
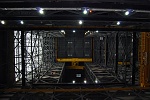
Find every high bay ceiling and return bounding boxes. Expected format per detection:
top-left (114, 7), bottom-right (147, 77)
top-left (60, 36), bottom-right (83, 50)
top-left (0, 0), bottom-right (150, 31)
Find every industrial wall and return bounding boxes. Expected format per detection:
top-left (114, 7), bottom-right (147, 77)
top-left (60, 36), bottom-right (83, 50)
top-left (57, 31), bottom-right (92, 58)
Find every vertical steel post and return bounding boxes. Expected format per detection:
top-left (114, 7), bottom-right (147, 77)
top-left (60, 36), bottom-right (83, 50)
top-left (132, 32), bottom-right (136, 85)
top-left (21, 31), bottom-right (25, 87)
top-left (92, 37), bottom-right (94, 63)
top-left (31, 31), bottom-right (33, 85)
top-left (115, 33), bottom-right (118, 75)
top-left (105, 36), bottom-right (108, 66)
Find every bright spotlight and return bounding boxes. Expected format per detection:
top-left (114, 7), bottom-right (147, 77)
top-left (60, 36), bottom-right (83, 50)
top-left (1, 20), bottom-right (5, 24)
top-left (84, 80), bottom-right (87, 84)
top-left (61, 30), bottom-right (65, 33)
top-left (83, 9), bottom-right (88, 15)
top-left (96, 30), bottom-right (99, 33)
top-left (61, 30), bottom-right (65, 34)
top-left (20, 20), bottom-right (24, 25)
top-left (117, 21), bottom-right (120, 25)
top-left (72, 80), bottom-right (75, 84)
top-left (95, 79), bottom-right (98, 83)
top-left (39, 8), bottom-right (44, 14)
top-left (79, 20), bottom-right (83, 25)
top-left (125, 11), bottom-right (129, 16)
top-left (73, 30), bottom-right (76, 33)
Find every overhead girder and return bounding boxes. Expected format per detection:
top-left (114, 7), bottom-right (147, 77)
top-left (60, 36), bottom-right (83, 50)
top-left (1, 26), bottom-right (150, 31)
top-left (0, 1), bottom-right (150, 11)
top-left (0, 15), bottom-right (150, 22)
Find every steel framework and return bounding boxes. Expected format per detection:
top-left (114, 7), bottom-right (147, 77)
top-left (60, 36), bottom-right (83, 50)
top-left (0, 31), bottom-right (147, 100)
top-left (14, 30), bottom-right (64, 86)
top-left (85, 31), bottom-right (139, 85)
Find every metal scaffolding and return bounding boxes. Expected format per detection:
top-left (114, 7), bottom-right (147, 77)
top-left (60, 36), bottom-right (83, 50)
top-left (85, 31), bottom-right (139, 85)
top-left (14, 30), bottom-right (64, 86)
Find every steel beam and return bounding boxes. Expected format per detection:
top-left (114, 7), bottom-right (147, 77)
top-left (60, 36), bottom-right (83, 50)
top-left (21, 31), bottom-right (25, 87)
top-left (57, 58), bottom-right (92, 62)
top-left (0, 2), bottom-right (149, 10)
top-left (0, 87), bottom-right (150, 93)
top-left (1, 26), bottom-right (150, 31)
top-left (132, 32), bottom-right (136, 85)
top-left (115, 33), bottom-right (118, 75)
top-left (0, 16), bottom-right (150, 22)
top-left (66, 66), bottom-right (84, 70)
top-left (105, 36), bottom-right (108, 66)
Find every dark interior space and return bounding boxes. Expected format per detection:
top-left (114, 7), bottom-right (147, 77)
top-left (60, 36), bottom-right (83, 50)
top-left (0, 0), bottom-right (150, 100)
top-left (62, 68), bottom-right (85, 83)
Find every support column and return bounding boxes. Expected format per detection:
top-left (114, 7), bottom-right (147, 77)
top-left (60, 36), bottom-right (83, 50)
top-left (21, 31), bottom-right (25, 87)
top-left (132, 32), bottom-right (136, 85)
top-left (105, 36), bottom-right (108, 67)
top-left (0, 30), bottom-right (15, 87)
top-left (115, 33), bottom-right (119, 75)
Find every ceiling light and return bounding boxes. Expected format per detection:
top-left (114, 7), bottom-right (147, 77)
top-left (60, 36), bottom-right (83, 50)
top-left (84, 80), bottom-right (87, 84)
top-left (20, 20), bottom-right (24, 24)
top-left (61, 30), bottom-right (65, 34)
top-left (39, 8), bottom-right (44, 14)
top-left (73, 30), bottom-right (76, 33)
top-left (89, 10), bottom-right (92, 13)
top-left (72, 80), bottom-right (75, 84)
top-left (96, 30), bottom-right (99, 33)
top-left (117, 21), bottom-right (120, 25)
top-left (95, 80), bottom-right (98, 83)
top-left (83, 9), bottom-right (88, 15)
top-left (1, 20), bottom-right (5, 24)
top-left (79, 20), bottom-right (83, 25)
top-left (61, 30), bottom-right (65, 33)
top-left (125, 11), bottom-right (129, 16)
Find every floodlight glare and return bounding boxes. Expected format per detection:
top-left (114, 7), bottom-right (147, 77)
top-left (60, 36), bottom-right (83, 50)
top-left (72, 80), bottom-right (75, 84)
top-left (20, 20), bottom-right (24, 24)
top-left (1, 20), bottom-right (5, 24)
top-left (117, 21), bottom-right (120, 25)
top-left (84, 80), bottom-right (87, 84)
top-left (125, 11), bottom-right (129, 16)
top-left (39, 8), bottom-right (44, 14)
top-left (95, 80), bottom-right (98, 83)
top-left (83, 9), bottom-right (88, 15)
top-left (79, 20), bottom-right (83, 25)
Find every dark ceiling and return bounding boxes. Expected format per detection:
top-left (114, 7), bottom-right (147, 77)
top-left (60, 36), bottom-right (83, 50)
top-left (0, 0), bottom-right (150, 31)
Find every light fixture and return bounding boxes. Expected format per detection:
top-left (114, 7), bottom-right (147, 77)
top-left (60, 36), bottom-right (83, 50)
top-left (20, 20), bottom-right (24, 25)
top-left (125, 11), bottom-right (129, 16)
top-left (39, 8), bottom-right (44, 14)
top-left (83, 9), bottom-right (88, 15)
top-left (117, 21), bottom-right (120, 25)
top-left (72, 80), bottom-right (75, 84)
top-left (73, 30), bottom-right (76, 33)
top-left (89, 10), bottom-right (92, 13)
top-left (1, 20), bottom-right (5, 24)
top-left (95, 79), bottom-right (98, 83)
top-left (61, 30), bottom-right (65, 33)
top-left (96, 30), bottom-right (99, 33)
top-left (79, 20), bottom-right (83, 25)
top-left (61, 30), bottom-right (65, 34)
top-left (84, 80), bottom-right (87, 84)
